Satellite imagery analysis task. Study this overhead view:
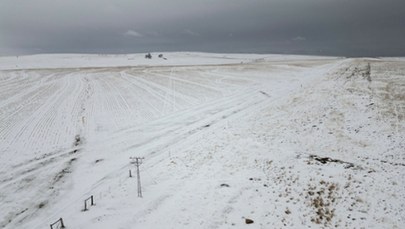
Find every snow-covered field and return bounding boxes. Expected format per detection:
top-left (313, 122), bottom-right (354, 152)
top-left (0, 53), bottom-right (404, 228)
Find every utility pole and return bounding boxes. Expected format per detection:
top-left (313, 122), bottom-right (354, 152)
top-left (130, 157), bottom-right (144, 198)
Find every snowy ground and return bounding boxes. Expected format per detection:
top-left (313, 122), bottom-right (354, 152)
top-left (0, 53), bottom-right (404, 229)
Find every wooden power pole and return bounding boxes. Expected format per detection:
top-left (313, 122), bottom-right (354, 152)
top-left (130, 157), bottom-right (144, 198)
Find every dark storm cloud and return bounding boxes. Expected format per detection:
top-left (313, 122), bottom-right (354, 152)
top-left (1, 0), bottom-right (404, 56)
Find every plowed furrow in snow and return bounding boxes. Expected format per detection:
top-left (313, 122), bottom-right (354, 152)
top-left (0, 83), bottom-right (59, 145)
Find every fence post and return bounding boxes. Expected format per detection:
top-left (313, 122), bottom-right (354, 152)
top-left (60, 218), bottom-right (65, 228)
top-left (50, 218), bottom-right (65, 229)
top-left (83, 195), bottom-right (95, 211)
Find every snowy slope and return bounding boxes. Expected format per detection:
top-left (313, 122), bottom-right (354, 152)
top-left (0, 52), bottom-right (336, 71)
top-left (0, 54), bottom-right (404, 229)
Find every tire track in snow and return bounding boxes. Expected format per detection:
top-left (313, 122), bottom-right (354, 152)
top-left (0, 71), bottom-right (57, 107)
top-left (0, 83), bottom-right (60, 154)
top-left (0, 147), bottom-right (81, 190)
top-left (95, 73), bottom-right (146, 130)
top-left (123, 71), bottom-right (194, 112)
top-left (92, 87), bottom-right (259, 150)
top-left (0, 72), bottom-right (87, 185)
top-left (2, 59), bottom-right (349, 228)
top-left (117, 71), bottom-right (167, 117)
top-left (0, 75), bottom-right (58, 135)
top-left (7, 72), bottom-right (78, 150)
top-left (33, 88), bottom-right (270, 228)
top-left (107, 92), bottom-right (277, 228)
top-left (0, 72), bottom-right (95, 228)
top-left (98, 71), bottom-right (161, 119)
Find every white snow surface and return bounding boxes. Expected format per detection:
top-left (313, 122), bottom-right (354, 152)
top-left (0, 53), bottom-right (404, 229)
top-left (0, 52), bottom-right (336, 71)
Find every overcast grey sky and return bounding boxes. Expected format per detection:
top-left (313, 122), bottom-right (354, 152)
top-left (1, 0), bottom-right (404, 56)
